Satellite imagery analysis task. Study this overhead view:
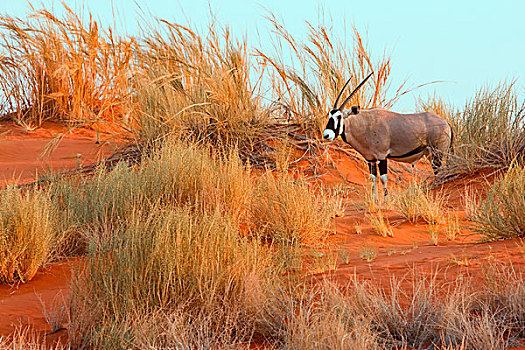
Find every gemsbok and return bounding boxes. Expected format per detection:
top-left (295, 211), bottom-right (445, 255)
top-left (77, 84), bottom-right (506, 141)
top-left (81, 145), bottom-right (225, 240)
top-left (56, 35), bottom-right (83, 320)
top-left (323, 73), bottom-right (453, 201)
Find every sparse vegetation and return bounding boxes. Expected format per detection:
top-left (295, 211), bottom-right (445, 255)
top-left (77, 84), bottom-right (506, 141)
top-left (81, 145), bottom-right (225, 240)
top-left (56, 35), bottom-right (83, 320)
top-left (359, 246), bottom-right (378, 262)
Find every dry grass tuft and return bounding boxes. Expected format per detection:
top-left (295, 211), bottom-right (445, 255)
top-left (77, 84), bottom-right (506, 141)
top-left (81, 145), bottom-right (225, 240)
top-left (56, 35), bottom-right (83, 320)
top-left (133, 19), bottom-right (273, 158)
top-left (392, 181), bottom-right (445, 225)
top-left (433, 82), bottom-right (525, 183)
top-left (258, 13), bottom-right (408, 132)
top-left (68, 207), bottom-right (276, 348)
top-left (360, 246), bottom-right (378, 262)
top-left (0, 187), bottom-right (55, 283)
top-left (367, 210), bottom-right (393, 237)
top-left (0, 327), bottom-right (67, 349)
top-left (470, 164), bottom-right (525, 240)
top-left (446, 213), bottom-right (461, 241)
top-left (251, 172), bottom-right (336, 245)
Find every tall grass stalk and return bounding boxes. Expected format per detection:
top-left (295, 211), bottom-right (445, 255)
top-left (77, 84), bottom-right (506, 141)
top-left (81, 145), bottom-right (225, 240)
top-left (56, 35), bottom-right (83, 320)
top-left (0, 4), bottom-right (133, 125)
top-left (258, 13), bottom-right (408, 131)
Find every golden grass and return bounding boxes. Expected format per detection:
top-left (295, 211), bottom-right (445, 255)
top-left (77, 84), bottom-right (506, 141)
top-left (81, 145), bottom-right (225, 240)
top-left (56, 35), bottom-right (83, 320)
top-left (0, 327), bottom-right (67, 349)
top-left (367, 209), bottom-right (393, 237)
top-left (68, 207), bottom-right (275, 348)
top-left (0, 3), bottom-right (133, 126)
top-left (261, 265), bottom-right (525, 349)
top-left (446, 213), bottom-right (461, 241)
top-left (430, 82), bottom-right (525, 183)
top-left (470, 164), bottom-right (525, 240)
top-left (251, 172), bottom-right (336, 245)
top-left (0, 187), bottom-right (55, 283)
top-left (392, 182), bottom-right (445, 225)
top-left (133, 20), bottom-right (271, 151)
top-left (0, 4), bottom-right (524, 349)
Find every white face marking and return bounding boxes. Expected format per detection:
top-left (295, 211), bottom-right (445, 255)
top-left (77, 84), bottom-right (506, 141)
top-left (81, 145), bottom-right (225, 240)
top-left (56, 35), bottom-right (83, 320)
top-left (323, 110), bottom-right (343, 141)
top-left (323, 129), bottom-right (335, 141)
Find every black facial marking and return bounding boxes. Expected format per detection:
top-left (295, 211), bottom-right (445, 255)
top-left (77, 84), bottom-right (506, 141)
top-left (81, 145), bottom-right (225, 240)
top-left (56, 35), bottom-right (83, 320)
top-left (388, 145), bottom-right (427, 159)
top-left (325, 117), bottom-right (335, 130)
top-left (351, 105), bottom-right (360, 114)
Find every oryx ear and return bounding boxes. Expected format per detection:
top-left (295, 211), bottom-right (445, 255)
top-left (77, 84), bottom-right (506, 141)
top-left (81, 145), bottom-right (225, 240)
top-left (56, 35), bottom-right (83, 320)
top-left (351, 105), bottom-right (360, 115)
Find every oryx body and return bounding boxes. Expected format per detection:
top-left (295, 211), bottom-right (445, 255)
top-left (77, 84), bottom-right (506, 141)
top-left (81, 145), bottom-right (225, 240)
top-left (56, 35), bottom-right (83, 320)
top-left (323, 74), bottom-right (452, 200)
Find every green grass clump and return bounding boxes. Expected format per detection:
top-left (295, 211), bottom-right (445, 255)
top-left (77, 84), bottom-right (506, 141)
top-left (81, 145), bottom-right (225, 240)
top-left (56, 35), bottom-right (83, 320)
top-left (0, 187), bottom-right (55, 283)
top-left (470, 164), bottom-right (525, 240)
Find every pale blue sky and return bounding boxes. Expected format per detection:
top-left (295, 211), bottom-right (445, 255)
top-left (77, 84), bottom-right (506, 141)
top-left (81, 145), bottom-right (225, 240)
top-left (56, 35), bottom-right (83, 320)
top-left (3, 0), bottom-right (524, 111)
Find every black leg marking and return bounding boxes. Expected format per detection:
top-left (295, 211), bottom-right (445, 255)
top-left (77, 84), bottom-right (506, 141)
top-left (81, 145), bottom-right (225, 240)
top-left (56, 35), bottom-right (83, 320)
top-left (378, 159), bottom-right (387, 176)
top-left (378, 159), bottom-right (388, 197)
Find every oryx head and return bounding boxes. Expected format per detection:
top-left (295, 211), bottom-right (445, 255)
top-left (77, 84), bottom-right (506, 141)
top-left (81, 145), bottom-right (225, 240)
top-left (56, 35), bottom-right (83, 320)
top-left (323, 72), bottom-right (373, 141)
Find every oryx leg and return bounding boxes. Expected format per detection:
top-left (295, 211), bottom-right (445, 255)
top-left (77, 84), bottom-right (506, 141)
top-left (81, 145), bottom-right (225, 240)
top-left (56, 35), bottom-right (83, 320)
top-left (378, 159), bottom-right (389, 201)
top-left (368, 161), bottom-right (378, 201)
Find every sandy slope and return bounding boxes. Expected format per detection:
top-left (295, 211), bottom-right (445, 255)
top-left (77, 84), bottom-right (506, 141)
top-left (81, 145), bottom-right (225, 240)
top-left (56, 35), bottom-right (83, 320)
top-left (0, 121), bottom-right (123, 185)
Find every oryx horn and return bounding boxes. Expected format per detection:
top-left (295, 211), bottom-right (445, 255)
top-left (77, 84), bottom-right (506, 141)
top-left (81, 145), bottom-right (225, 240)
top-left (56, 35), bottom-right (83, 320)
top-left (339, 72), bottom-right (374, 110)
top-left (333, 76), bottom-right (353, 109)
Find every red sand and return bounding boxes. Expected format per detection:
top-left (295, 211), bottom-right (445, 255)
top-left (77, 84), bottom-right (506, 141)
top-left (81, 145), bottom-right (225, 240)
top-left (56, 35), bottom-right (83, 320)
top-left (0, 121), bottom-right (123, 185)
top-left (0, 125), bottom-right (523, 348)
